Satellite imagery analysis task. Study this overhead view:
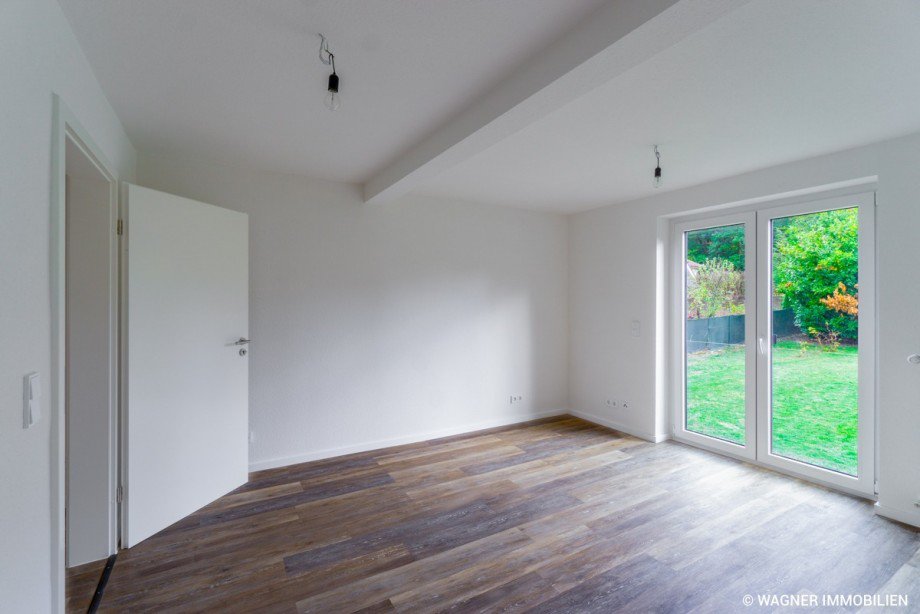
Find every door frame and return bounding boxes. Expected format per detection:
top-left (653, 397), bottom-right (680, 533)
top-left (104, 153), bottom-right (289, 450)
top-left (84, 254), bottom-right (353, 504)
top-left (51, 95), bottom-right (121, 612)
top-left (669, 188), bottom-right (877, 499)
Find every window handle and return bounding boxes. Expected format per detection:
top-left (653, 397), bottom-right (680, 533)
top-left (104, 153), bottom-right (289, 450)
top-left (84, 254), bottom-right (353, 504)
top-left (759, 337), bottom-right (767, 355)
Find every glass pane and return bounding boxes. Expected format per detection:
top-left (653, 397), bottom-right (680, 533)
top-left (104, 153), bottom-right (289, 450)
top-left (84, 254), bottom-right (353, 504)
top-left (685, 224), bottom-right (746, 444)
top-left (770, 208), bottom-right (859, 476)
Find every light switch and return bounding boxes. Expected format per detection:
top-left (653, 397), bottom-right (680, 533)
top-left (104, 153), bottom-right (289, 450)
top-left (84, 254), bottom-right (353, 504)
top-left (23, 372), bottom-right (41, 429)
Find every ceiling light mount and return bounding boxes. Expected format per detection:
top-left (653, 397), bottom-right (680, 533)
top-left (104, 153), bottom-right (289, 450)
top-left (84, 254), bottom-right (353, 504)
top-left (653, 145), bottom-right (663, 188)
top-left (319, 34), bottom-right (340, 111)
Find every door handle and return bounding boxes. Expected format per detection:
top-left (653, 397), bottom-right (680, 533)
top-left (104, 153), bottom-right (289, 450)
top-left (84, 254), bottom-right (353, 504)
top-left (234, 338), bottom-right (251, 346)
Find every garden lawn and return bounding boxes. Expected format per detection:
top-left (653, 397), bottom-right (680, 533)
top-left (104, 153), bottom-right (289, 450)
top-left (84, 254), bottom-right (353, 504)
top-left (686, 340), bottom-right (858, 475)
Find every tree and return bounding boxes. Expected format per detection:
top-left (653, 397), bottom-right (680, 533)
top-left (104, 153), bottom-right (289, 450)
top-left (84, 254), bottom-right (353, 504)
top-left (687, 225), bottom-right (745, 271)
top-left (772, 209), bottom-right (858, 340)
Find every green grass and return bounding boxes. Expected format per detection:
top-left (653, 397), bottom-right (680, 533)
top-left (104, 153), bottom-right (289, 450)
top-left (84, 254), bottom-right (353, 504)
top-left (686, 340), bottom-right (858, 475)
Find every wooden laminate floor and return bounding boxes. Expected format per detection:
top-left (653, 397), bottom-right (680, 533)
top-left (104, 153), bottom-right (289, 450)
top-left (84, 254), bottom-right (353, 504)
top-left (66, 557), bottom-right (108, 614)
top-left (91, 417), bottom-right (919, 612)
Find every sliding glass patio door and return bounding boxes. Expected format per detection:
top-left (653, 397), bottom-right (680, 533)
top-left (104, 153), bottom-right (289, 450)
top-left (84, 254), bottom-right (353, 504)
top-left (674, 192), bottom-right (875, 496)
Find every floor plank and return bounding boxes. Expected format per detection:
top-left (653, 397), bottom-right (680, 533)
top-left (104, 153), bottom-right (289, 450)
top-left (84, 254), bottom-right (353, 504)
top-left (93, 417), bottom-right (919, 612)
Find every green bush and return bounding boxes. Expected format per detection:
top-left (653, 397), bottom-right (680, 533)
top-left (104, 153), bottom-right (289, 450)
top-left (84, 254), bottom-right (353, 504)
top-left (687, 258), bottom-right (744, 319)
top-left (773, 209), bottom-right (858, 340)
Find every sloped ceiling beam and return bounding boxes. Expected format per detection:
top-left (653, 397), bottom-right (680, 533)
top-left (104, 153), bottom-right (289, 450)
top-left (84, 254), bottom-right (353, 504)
top-left (364, 0), bottom-right (751, 204)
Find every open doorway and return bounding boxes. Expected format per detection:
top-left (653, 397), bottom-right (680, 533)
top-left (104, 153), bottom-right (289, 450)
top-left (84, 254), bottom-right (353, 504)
top-left (51, 97), bottom-right (249, 611)
top-left (51, 97), bottom-right (121, 612)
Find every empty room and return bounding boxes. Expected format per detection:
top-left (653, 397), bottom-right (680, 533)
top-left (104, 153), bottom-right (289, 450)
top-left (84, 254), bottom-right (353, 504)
top-left (4, 0), bottom-right (920, 612)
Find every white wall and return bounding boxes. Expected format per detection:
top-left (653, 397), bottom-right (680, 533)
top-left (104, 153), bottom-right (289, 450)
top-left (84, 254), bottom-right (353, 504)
top-left (0, 1), bottom-right (136, 611)
top-left (138, 154), bottom-right (569, 470)
top-left (569, 132), bottom-right (920, 526)
top-left (569, 200), bottom-right (665, 441)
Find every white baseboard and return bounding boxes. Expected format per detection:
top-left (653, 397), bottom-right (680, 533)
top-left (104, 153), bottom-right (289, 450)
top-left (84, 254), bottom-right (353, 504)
top-left (249, 409), bottom-right (567, 472)
top-left (568, 409), bottom-right (669, 443)
top-left (874, 502), bottom-right (920, 528)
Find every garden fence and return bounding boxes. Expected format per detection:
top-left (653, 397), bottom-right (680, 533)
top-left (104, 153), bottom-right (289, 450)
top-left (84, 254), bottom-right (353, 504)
top-left (687, 309), bottom-right (800, 352)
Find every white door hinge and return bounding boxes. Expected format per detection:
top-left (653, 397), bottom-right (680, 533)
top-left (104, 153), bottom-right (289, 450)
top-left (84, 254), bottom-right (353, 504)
top-left (117, 219), bottom-right (124, 235)
top-left (117, 485), bottom-right (124, 504)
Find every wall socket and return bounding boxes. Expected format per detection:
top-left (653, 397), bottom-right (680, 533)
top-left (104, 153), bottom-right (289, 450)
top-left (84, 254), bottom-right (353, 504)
top-left (606, 399), bottom-right (630, 409)
top-left (510, 395), bottom-right (523, 404)
top-left (605, 399), bottom-right (617, 408)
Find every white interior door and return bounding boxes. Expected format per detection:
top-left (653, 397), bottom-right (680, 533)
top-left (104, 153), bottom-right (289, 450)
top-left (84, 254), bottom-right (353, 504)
top-left (123, 183), bottom-right (249, 547)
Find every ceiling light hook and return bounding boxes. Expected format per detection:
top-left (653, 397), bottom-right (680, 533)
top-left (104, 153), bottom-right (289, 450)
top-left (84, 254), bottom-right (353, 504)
top-left (319, 34), bottom-right (333, 66)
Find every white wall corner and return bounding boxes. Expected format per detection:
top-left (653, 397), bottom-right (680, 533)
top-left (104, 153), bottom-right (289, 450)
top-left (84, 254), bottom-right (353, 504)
top-left (569, 409), bottom-right (669, 443)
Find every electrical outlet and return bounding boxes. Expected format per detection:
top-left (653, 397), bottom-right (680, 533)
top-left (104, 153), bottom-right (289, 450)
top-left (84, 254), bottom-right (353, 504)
top-left (914, 498), bottom-right (920, 508)
top-left (605, 399), bottom-right (617, 408)
top-left (510, 395), bottom-right (523, 404)
top-left (622, 400), bottom-right (630, 409)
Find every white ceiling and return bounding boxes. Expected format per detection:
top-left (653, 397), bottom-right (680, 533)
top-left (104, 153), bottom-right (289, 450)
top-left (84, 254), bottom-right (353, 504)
top-left (60, 1), bottom-right (920, 213)
top-left (418, 0), bottom-right (920, 212)
top-left (57, 0), bottom-right (606, 184)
